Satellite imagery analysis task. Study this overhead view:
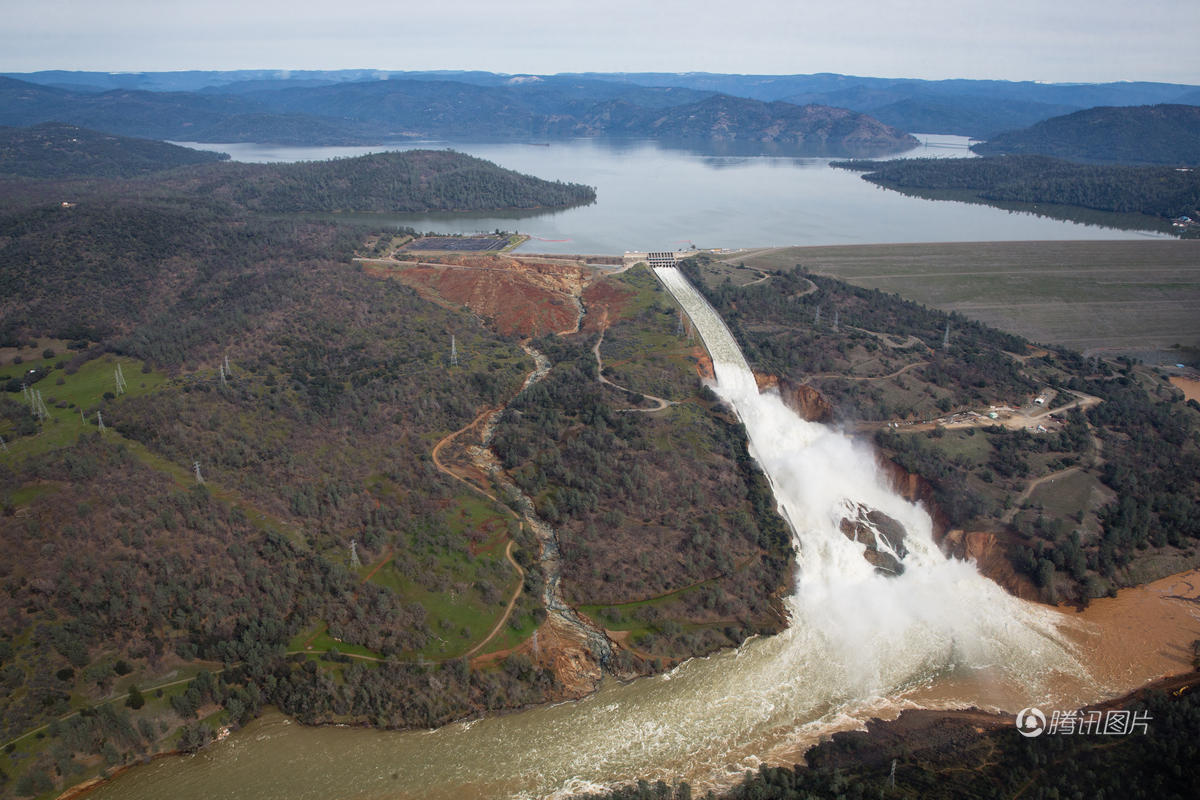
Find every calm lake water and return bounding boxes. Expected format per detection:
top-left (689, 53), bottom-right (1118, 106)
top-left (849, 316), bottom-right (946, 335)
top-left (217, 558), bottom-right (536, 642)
top-left (176, 137), bottom-right (1166, 253)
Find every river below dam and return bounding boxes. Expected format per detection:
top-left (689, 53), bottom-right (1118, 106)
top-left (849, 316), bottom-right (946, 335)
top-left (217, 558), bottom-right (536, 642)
top-left (81, 268), bottom-right (1200, 800)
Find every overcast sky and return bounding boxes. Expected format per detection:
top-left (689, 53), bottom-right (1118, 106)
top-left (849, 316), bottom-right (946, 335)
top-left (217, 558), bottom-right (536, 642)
top-left (4, 0), bottom-right (1199, 84)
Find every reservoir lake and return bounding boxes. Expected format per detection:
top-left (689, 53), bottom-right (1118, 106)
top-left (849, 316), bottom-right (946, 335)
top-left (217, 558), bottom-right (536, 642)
top-left (177, 136), bottom-right (1168, 253)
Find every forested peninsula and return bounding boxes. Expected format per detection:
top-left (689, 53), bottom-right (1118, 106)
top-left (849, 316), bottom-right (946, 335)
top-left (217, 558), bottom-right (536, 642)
top-left (1, 133), bottom-right (596, 215)
top-left (833, 155), bottom-right (1200, 232)
top-left (161, 149), bottom-right (596, 213)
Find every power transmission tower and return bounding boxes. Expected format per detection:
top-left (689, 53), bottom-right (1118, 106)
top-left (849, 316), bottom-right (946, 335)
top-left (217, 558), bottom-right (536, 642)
top-left (832, 309), bottom-right (839, 333)
top-left (942, 322), bottom-right (951, 350)
top-left (349, 539), bottom-right (361, 569)
top-left (96, 410), bottom-right (105, 432)
top-left (889, 759), bottom-right (896, 789)
top-left (218, 362), bottom-right (228, 389)
top-left (193, 461), bottom-right (204, 484)
top-left (450, 335), bottom-right (459, 367)
top-left (115, 364), bottom-right (128, 395)
top-left (814, 306), bottom-right (822, 326)
top-left (0, 435), bottom-right (8, 453)
top-left (32, 390), bottom-right (50, 421)
top-left (224, 355), bottom-right (231, 375)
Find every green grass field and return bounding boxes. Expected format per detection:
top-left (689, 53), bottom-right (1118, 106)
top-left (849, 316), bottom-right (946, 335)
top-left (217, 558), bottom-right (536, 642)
top-left (370, 495), bottom-right (522, 660)
top-left (288, 623), bottom-right (383, 660)
top-left (598, 265), bottom-right (705, 402)
top-left (1, 351), bottom-right (167, 460)
top-left (728, 241), bottom-right (1200, 355)
top-left (1025, 469), bottom-right (1109, 524)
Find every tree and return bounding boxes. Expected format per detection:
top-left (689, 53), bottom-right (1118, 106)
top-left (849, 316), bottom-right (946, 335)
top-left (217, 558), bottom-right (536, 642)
top-left (125, 684), bottom-right (145, 710)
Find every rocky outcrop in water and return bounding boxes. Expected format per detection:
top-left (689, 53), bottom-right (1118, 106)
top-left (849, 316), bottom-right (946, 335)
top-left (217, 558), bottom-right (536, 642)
top-left (839, 504), bottom-right (908, 576)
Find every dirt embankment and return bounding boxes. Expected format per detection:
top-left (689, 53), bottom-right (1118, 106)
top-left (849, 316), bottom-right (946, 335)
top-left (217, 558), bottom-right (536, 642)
top-left (755, 373), bottom-right (834, 422)
top-left (580, 279), bottom-right (636, 333)
top-left (807, 668), bottom-right (1199, 775)
top-left (371, 255), bottom-right (590, 337)
top-left (875, 459), bottom-right (1041, 600)
top-left (1170, 376), bottom-right (1200, 403)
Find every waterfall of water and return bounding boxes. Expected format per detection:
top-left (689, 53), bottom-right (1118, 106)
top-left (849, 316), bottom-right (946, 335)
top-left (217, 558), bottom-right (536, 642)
top-left (653, 266), bottom-right (1083, 696)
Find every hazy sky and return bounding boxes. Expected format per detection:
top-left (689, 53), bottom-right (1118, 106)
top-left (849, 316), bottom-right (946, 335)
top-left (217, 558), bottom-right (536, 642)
top-left (4, 0), bottom-right (1199, 84)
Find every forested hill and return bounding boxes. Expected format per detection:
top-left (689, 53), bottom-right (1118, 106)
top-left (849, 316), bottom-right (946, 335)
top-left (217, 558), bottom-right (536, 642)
top-left (0, 122), bottom-right (228, 178)
top-left (834, 155), bottom-right (1200, 227)
top-left (971, 104), bottom-right (1200, 165)
top-left (158, 149), bottom-right (596, 213)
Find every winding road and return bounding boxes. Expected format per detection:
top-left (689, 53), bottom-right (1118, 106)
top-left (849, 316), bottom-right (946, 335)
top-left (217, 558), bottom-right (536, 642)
top-left (592, 321), bottom-right (676, 412)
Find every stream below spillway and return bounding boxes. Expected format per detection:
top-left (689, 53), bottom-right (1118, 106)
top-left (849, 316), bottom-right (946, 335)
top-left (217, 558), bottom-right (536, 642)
top-left (89, 269), bottom-right (1118, 800)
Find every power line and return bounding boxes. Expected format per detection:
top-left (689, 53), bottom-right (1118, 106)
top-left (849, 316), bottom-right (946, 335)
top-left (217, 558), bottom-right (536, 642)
top-left (32, 390), bottom-right (50, 421)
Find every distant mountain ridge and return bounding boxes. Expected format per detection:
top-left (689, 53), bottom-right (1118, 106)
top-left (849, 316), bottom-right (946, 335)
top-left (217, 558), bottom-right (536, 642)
top-left (971, 104), bottom-right (1200, 165)
top-left (570, 72), bottom-right (1200, 137)
top-left (565, 94), bottom-right (918, 150)
top-left (0, 75), bottom-right (916, 153)
top-left (5, 69), bottom-right (1196, 146)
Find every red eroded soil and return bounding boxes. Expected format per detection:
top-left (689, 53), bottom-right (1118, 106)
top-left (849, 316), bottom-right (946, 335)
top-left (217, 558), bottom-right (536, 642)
top-left (375, 256), bottom-right (588, 336)
top-left (581, 278), bottom-right (637, 332)
top-left (1170, 376), bottom-right (1200, 403)
top-left (693, 346), bottom-right (715, 380)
